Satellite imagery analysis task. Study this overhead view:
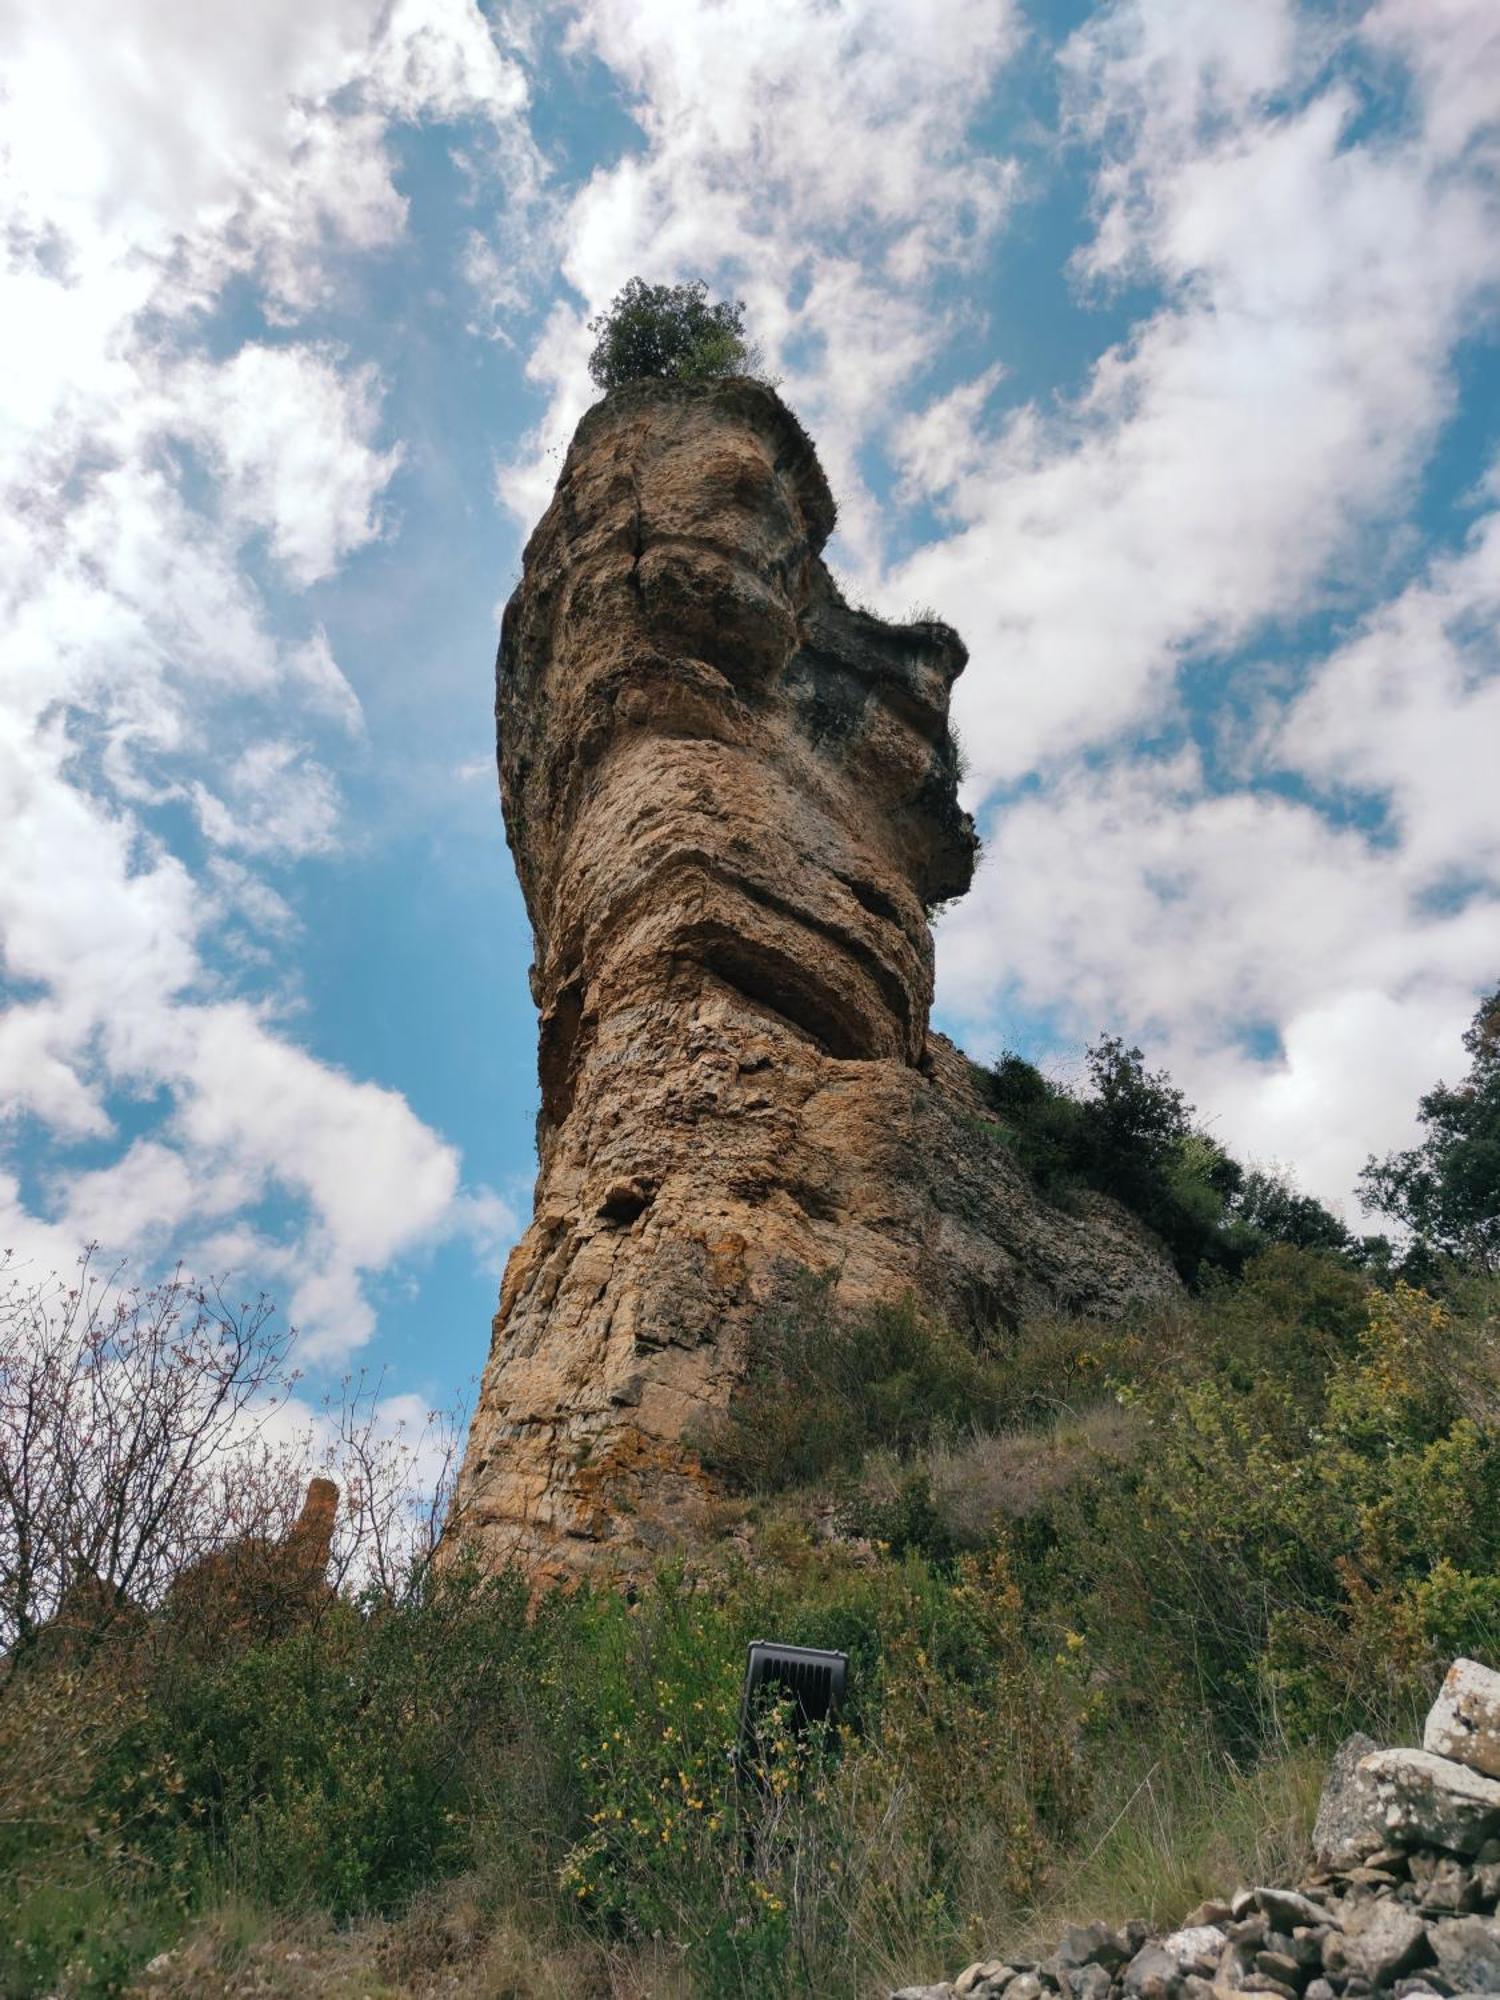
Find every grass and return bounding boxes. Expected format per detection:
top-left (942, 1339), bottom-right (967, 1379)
top-left (126, 1735), bottom-right (1330, 1999)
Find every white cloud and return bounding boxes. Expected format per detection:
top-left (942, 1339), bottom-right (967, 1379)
top-left (893, 0), bottom-right (1500, 793)
top-left (876, 0), bottom-right (1500, 1225)
top-left (191, 742), bottom-right (343, 859)
top-left (1276, 497), bottom-right (1500, 884)
top-left (937, 739), bottom-right (1496, 1213)
top-left (493, 0), bottom-right (1023, 556)
top-left (937, 448), bottom-right (1500, 1214)
top-left (285, 628), bottom-right (364, 734)
top-left (0, 0), bottom-right (534, 1359)
top-left (171, 346), bottom-right (403, 587)
top-left (369, 0), bottom-right (531, 125)
top-left (1362, 0), bottom-right (1500, 168)
top-left (891, 364), bottom-right (1007, 512)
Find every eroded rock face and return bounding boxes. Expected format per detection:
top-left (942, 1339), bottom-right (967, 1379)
top-left (451, 378), bottom-right (1177, 1580)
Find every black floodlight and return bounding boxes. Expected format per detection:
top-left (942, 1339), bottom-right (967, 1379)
top-left (738, 1639), bottom-right (848, 1749)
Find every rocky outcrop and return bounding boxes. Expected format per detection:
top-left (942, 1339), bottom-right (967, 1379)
top-left (165, 1476), bottom-right (339, 1642)
top-left (900, 1658), bottom-right (1500, 2000)
top-left (451, 377), bottom-right (1178, 1581)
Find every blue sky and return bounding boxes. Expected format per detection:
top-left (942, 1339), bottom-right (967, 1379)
top-left (2, 0), bottom-right (1497, 1433)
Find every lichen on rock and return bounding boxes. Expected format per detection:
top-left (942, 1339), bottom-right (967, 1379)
top-left (450, 376), bottom-right (1178, 1580)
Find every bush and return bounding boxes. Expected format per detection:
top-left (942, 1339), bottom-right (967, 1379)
top-left (696, 1276), bottom-right (1022, 1495)
top-left (7, 1249), bottom-right (1499, 1997)
top-left (980, 1041), bottom-right (1361, 1284)
top-left (587, 278), bottom-right (755, 391)
top-left (1034, 1278), bottom-right (1500, 1742)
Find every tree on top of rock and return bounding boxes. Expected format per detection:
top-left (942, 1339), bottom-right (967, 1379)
top-left (587, 278), bottom-right (754, 391)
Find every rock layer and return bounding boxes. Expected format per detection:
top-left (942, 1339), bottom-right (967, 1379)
top-left (451, 377), bottom-right (1177, 1580)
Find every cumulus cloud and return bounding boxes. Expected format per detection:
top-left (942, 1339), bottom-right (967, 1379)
top-left (191, 743), bottom-right (344, 859)
top-left (0, 0), bottom-right (533, 1355)
top-left (883, 0), bottom-right (1500, 1219)
top-left (1276, 501), bottom-right (1500, 885)
top-left (936, 743), bottom-right (1495, 1211)
top-left (491, 0), bottom-right (1023, 554)
top-left (892, 0), bottom-right (1500, 791)
top-left (936, 445), bottom-right (1500, 1215)
top-left (170, 347), bottom-right (403, 587)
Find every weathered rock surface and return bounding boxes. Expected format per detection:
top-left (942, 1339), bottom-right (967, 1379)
top-left (1324, 1903), bottom-right (1428, 1983)
top-left (1430, 1914), bottom-right (1500, 1989)
top-left (1427, 1662), bottom-right (1500, 1781)
top-left (901, 1659), bottom-right (1500, 2000)
top-left (165, 1476), bottom-right (340, 1641)
top-left (448, 376), bottom-right (1179, 1579)
top-left (1360, 1750), bottom-right (1500, 1857)
top-left (1316, 1734), bottom-right (1389, 1868)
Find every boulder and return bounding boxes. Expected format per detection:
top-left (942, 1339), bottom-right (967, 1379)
top-left (1064, 1966), bottom-right (1114, 2000)
top-left (1412, 1853), bottom-right (1480, 1913)
top-left (954, 1963), bottom-right (1014, 1999)
top-left (1255, 1890), bottom-right (1340, 1934)
top-left (1314, 1734), bottom-right (1386, 1868)
top-left (1360, 1749), bottom-right (1500, 1857)
top-left (1157, 1926), bottom-right (1228, 1975)
top-left (1323, 1902), bottom-right (1429, 1984)
top-left (1426, 1662), bottom-right (1500, 1783)
top-left (1429, 1915), bottom-right (1500, 1991)
top-left (1059, 1923), bottom-right (1131, 1971)
top-left (1122, 1943), bottom-right (1182, 1999)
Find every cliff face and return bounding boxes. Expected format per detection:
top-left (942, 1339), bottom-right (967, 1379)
top-left (452, 378), bottom-right (1176, 1580)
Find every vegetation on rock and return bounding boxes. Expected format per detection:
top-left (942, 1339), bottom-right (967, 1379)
top-left (980, 1036), bottom-right (1388, 1283)
top-left (587, 277), bottom-right (756, 389)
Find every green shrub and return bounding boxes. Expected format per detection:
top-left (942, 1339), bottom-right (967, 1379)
top-left (7, 1256), bottom-right (1499, 1998)
top-left (1025, 1280), bottom-right (1500, 1742)
top-left (696, 1276), bottom-right (1020, 1494)
top-left (981, 1040), bottom-right (1362, 1284)
top-left (587, 278), bottom-right (755, 391)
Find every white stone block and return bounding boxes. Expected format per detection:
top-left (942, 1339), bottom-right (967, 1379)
top-left (1426, 1659), bottom-right (1500, 1780)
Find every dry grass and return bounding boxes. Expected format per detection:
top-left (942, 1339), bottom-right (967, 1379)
top-left (995, 1737), bottom-right (1325, 1964)
top-left (866, 1734), bottom-right (1326, 1996)
top-left (856, 1400), bottom-right (1145, 1548)
top-left (126, 1892), bottom-right (698, 2000)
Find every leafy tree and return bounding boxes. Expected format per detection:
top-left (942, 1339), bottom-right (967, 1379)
top-left (586, 277), bottom-right (753, 390)
top-left (1077, 1035), bottom-right (1203, 1200)
top-left (1231, 1167), bottom-right (1352, 1254)
top-left (983, 1038), bottom-right (1376, 1283)
top-left (1359, 984), bottom-right (1500, 1276)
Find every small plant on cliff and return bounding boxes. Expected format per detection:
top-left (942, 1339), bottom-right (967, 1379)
top-left (587, 277), bottom-right (755, 390)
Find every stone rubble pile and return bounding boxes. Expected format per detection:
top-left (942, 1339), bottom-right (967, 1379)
top-left (897, 1660), bottom-right (1500, 2000)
